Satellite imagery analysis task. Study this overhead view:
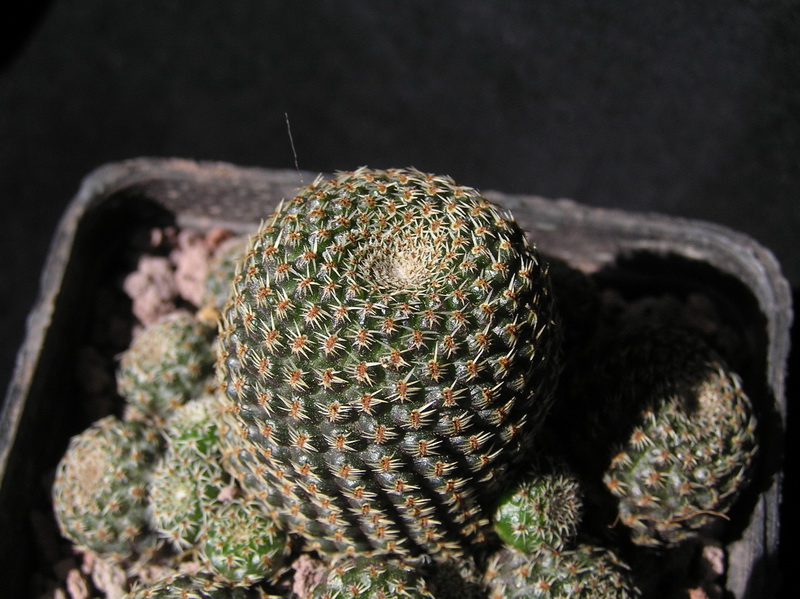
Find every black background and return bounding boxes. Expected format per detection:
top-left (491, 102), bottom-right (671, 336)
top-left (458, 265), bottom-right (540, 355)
top-left (2, 0), bottom-right (798, 591)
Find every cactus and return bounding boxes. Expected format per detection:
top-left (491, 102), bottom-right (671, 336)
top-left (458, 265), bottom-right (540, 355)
top-left (52, 415), bottom-right (162, 561)
top-left (492, 458), bottom-right (583, 553)
top-left (147, 396), bottom-right (232, 550)
top-left (601, 329), bottom-right (758, 547)
top-left (216, 167), bottom-right (563, 557)
top-left (201, 499), bottom-right (291, 585)
top-left (558, 326), bottom-right (758, 547)
top-left (308, 554), bottom-right (436, 599)
top-left (147, 395), bottom-right (291, 585)
top-left (483, 544), bottom-right (640, 599)
top-left (123, 572), bottom-right (265, 599)
top-left (118, 311), bottom-right (217, 422)
top-left (48, 165), bottom-right (766, 599)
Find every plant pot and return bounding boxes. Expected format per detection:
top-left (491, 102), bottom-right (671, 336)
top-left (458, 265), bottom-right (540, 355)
top-left (0, 158), bottom-right (792, 598)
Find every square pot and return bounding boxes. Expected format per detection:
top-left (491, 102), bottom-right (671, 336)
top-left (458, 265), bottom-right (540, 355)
top-left (0, 158), bottom-right (791, 598)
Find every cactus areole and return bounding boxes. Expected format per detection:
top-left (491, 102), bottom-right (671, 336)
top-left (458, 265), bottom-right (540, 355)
top-left (217, 167), bottom-right (562, 557)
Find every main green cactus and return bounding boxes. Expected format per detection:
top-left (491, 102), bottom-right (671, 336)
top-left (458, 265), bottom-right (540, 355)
top-left (216, 167), bottom-right (563, 557)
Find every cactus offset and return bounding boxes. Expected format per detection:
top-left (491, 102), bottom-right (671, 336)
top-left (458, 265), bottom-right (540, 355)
top-left (118, 311), bottom-right (217, 422)
top-left (601, 329), bottom-right (758, 547)
top-left (52, 416), bottom-right (162, 560)
top-left (558, 326), bottom-right (758, 547)
top-left (146, 395), bottom-right (291, 584)
top-left (216, 167), bottom-right (562, 557)
top-left (309, 554), bottom-right (435, 599)
top-left (493, 458), bottom-right (583, 553)
top-left (202, 500), bottom-right (291, 585)
top-left (147, 396), bottom-right (232, 550)
top-left (123, 572), bottom-right (265, 599)
top-left (484, 544), bottom-right (640, 599)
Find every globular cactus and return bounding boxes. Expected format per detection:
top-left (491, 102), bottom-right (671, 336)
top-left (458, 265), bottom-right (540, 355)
top-left (308, 554), bottom-right (436, 599)
top-left (147, 396), bottom-right (291, 585)
top-left (118, 311), bottom-right (217, 422)
top-left (483, 544), bottom-right (640, 599)
top-left (559, 326), bottom-right (758, 547)
top-left (123, 572), bottom-right (265, 599)
top-left (601, 329), bottom-right (758, 547)
top-left (492, 458), bottom-right (583, 553)
top-left (52, 415), bottom-right (162, 561)
top-left (147, 396), bottom-right (232, 550)
top-left (216, 167), bottom-right (562, 557)
top-left (201, 500), bottom-right (291, 585)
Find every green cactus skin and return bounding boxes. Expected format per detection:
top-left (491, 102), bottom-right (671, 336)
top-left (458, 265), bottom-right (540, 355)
top-left (483, 544), bottom-right (640, 599)
top-left (201, 500), bottom-right (291, 585)
top-left (216, 167), bottom-right (562, 558)
top-left (309, 554), bottom-right (436, 599)
top-left (493, 461), bottom-right (583, 553)
top-left (147, 396), bottom-right (232, 550)
top-left (601, 331), bottom-right (758, 547)
top-left (118, 311), bottom-right (217, 422)
top-left (123, 573), bottom-right (266, 599)
top-left (52, 415), bottom-right (162, 560)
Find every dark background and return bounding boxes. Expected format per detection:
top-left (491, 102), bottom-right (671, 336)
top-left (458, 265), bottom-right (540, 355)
top-left (1, 0), bottom-right (797, 591)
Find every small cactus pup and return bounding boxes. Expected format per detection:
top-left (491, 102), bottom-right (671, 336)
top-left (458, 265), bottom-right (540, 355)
top-left (566, 326), bottom-right (759, 548)
top-left (201, 499), bottom-right (291, 586)
top-left (118, 310), bottom-right (217, 423)
top-left (308, 554), bottom-right (436, 599)
top-left (483, 544), bottom-right (641, 599)
top-left (492, 456), bottom-right (583, 553)
top-left (147, 395), bottom-right (233, 551)
top-left (123, 572), bottom-right (265, 599)
top-left (217, 167), bottom-right (563, 557)
top-left (52, 415), bottom-right (162, 561)
top-left (147, 395), bottom-right (291, 585)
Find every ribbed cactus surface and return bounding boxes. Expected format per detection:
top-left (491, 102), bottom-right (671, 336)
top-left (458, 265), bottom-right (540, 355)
top-left (309, 555), bottom-right (435, 599)
top-left (217, 167), bottom-right (562, 557)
